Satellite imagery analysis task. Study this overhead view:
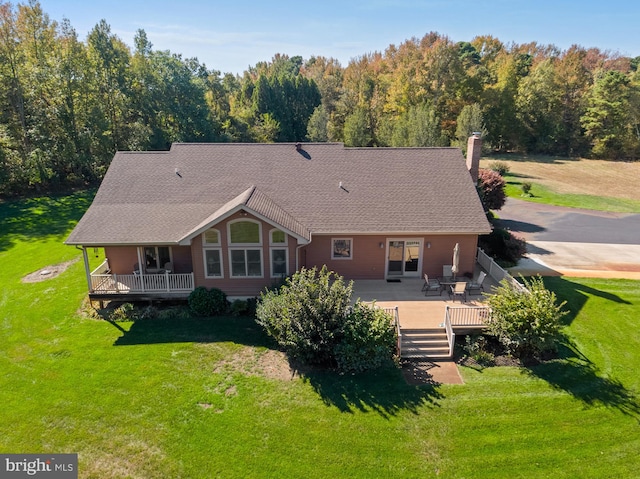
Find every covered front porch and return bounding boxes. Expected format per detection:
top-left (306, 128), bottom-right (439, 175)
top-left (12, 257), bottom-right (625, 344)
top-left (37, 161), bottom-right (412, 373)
top-left (87, 258), bottom-right (194, 303)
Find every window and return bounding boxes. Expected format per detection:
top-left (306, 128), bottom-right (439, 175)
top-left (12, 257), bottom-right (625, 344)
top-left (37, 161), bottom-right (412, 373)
top-left (331, 238), bottom-right (352, 260)
top-left (204, 229), bottom-right (220, 245)
top-left (270, 229), bottom-right (286, 245)
top-left (228, 220), bottom-right (263, 278)
top-left (205, 249), bottom-right (223, 277)
top-left (203, 228), bottom-right (223, 278)
top-left (144, 246), bottom-right (171, 270)
top-left (270, 248), bottom-right (288, 278)
top-left (230, 249), bottom-right (263, 277)
top-left (229, 220), bottom-right (261, 244)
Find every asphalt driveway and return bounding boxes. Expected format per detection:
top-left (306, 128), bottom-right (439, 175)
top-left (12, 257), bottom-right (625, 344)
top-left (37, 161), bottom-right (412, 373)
top-left (494, 199), bottom-right (640, 278)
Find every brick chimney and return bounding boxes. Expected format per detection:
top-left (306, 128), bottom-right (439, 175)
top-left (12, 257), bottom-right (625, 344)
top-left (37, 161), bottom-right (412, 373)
top-left (466, 132), bottom-right (482, 183)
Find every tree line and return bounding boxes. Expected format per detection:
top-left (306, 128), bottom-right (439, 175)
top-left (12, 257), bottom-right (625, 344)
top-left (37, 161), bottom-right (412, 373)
top-left (1, 1), bottom-right (639, 196)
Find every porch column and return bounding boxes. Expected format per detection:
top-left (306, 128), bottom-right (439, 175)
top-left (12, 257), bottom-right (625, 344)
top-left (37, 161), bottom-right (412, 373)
top-left (82, 247), bottom-right (92, 292)
top-left (136, 247), bottom-right (146, 292)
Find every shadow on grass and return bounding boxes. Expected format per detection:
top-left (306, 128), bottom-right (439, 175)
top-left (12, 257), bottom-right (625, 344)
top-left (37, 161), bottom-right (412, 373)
top-left (524, 277), bottom-right (639, 418)
top-left (113, 315), bottom-right (442, 417)
top-left (113, 315), bottom-right (276, 349)
top-left (487, 153), bottom-right (580, 165)
top-left (0, 190), bottom-right (96, 252)
top-left (542, 276), bottom-right (632, 327)
top-left (527, 339), bottom-right (640, 419)
top-left (299, 365), bottom-right (443, 418)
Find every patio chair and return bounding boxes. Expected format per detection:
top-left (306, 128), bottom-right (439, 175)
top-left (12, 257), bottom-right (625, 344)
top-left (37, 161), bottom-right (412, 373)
top-left (163, 261), bottom-right (173, 273)
top-left (449, 282), bottom-right (467, 303)
top-left (442, 264), bottom-right (453, 278)
top-left (466, 271), bottom-right (487, 295)
top-left (422, 274), bottom-right (442, 296)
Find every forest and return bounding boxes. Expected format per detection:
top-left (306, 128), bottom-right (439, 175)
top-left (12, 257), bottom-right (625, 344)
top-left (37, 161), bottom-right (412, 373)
top-left (1, 0), bottom-right (640, 196)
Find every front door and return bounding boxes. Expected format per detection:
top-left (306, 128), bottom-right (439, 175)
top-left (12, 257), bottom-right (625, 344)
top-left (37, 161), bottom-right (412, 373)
top-left (386, 239), bottom-right (422, 277)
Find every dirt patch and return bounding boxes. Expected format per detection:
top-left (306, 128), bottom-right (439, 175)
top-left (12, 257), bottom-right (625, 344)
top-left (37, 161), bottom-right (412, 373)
top-left (22, 258), bottom-right (80, 283)
top-left (213, 347), bottom-right (300, 381)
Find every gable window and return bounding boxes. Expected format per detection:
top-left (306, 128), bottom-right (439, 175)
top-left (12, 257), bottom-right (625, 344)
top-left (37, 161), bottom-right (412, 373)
top-left (270, 229), bottom-right (286, 245)
top-left (203, 228), bottom-right (223, 278)
top-left (229, 220), bottom-right (261, 244)
top-left (228, 219), bottom-right (263, 278)
top-left (331, 238), bottom-right (352, 260)
top-left (144, 246), bottom-right (171, 271)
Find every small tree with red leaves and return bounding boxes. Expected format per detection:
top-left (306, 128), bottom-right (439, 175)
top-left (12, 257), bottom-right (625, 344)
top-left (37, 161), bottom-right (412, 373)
top-left (477, 168), bottom-right (506, 212)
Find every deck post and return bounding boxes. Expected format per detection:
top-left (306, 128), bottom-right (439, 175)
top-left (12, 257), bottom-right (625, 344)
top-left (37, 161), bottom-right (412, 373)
top-left (165, 270), bottom-right (170, 292)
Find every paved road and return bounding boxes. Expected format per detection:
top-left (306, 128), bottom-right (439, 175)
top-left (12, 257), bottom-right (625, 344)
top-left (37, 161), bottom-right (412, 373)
top-left (495, 199), bottom-right (640, 278)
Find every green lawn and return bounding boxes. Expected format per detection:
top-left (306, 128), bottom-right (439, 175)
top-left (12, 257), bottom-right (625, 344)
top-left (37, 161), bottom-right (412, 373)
top-left (504, 175), bottom-right (640, 213)
top-left (1, 192), bottom-right (639, 478)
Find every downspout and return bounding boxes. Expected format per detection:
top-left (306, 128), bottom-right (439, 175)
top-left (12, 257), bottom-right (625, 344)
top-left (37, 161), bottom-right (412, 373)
top-left (296, 234), bottom-right (311, 271)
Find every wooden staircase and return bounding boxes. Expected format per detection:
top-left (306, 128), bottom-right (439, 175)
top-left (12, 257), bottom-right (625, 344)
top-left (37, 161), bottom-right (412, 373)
top-left (400, 328), bottom-right (451, 359)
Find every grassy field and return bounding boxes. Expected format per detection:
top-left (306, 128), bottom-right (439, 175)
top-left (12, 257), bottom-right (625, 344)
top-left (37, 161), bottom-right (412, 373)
top-left (1, 192), bottom-right (639, 478)
top-left (480, 155), bottom-right (640, 212)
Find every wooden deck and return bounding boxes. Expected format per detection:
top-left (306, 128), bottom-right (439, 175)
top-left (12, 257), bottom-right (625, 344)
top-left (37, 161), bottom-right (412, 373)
top-left (353, 277), bottom-right (491, 330)
top-left (353, 277), bottom-right (492, 358)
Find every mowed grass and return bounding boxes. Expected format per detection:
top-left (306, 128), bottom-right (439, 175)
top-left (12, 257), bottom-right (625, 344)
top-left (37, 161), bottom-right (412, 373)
top-left (480, 155), bottom-right (640, 212)
top-left (1, 192), bottom-right (639, 478)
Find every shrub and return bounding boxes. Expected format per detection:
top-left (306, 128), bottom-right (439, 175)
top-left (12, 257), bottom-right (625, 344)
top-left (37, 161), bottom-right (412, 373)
top-left (334, 303), bottom-right (397, 373)
top-left (521, 181), bottom-right (533, 196)
top-left (256, 266), bottom-right (397, 371)
top-left (478, 228), bottom-right (527, 265)
top-left (477, 168), bottom-right (506, 211)
top-left (109, 302), bottom-right (136, 321)
top-left (230, 299), bottom-right (249, 316)
top-left (463, 335), bottom-right (495, 366)
top-left (485, 276), bottom-right (568, 360)
top-left (256, 266), bottom-right (352, 366)
top-left (188, 287), bottom-right (228, 316)
top-left (488, 160), bottom-right (510, 176)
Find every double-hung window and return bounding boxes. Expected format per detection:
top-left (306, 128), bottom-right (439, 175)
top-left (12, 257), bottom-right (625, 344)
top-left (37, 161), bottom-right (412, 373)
top-left (269, 229), bottom-right (288, 278)
top-left (203, 228), bottom-right (223, 278)
top-left (228, 220), bottom-right (263, 277)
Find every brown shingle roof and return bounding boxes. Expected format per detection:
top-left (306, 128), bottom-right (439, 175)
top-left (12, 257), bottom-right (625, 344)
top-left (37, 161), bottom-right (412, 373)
top-left (66, 143), bottom-right (491, 246)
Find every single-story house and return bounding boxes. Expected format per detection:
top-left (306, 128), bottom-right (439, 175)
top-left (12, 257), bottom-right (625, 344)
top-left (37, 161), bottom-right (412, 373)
top-left (66, 136), bottom-right (491, 300)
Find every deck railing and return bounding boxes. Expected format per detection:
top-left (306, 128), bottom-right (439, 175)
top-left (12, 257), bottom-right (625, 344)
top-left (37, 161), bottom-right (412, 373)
top-left (90, 271), bottom-right (194, 294)
top-left (380, 306), bottom-right (401, 357)
top-left (446, 305), bottom-right (490, 327)
top-left (443, 308), bottom-right (455, 358)
top-left (477, 248), bottom-right (528, 294)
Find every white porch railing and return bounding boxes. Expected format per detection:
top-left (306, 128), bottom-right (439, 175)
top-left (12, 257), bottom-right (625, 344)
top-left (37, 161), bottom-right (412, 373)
top-left (445, 305), bottom-right (490, 327)
top-left (477, 247), bottom-right (528, 293)
top-left (443, 308), bottom-right (456, 358)
top-left (90, 271), bottom-right (194, 294)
